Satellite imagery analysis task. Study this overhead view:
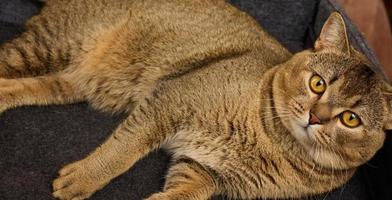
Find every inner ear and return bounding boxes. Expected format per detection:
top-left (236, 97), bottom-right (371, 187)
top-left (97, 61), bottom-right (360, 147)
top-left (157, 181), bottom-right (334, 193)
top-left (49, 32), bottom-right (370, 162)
top-left (314, 12), bottom-right (350, 55)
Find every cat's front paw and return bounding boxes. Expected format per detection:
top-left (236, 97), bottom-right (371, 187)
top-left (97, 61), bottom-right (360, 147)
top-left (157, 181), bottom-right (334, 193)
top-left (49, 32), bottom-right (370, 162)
top-left (52, 160), bottom-right (108, 200)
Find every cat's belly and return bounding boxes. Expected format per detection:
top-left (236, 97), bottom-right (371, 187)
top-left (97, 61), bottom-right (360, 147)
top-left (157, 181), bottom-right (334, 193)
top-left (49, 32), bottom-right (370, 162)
top-left (161, 129), bottom-right (292, 199)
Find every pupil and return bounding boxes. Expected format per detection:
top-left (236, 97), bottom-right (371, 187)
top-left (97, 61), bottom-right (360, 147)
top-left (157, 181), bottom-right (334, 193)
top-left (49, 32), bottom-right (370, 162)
top-left (349, 114), bottom-right (355, 121)
top-left (316, 81), bottom-right (322, 86)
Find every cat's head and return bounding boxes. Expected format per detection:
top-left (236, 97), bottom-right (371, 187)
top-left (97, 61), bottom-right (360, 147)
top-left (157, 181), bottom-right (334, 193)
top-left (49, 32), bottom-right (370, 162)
top-left (273, 12), bottom-right (391, 170)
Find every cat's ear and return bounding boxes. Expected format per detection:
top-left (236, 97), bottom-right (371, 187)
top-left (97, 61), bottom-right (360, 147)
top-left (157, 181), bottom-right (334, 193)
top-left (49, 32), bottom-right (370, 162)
top-left (384, 106), bottom-right (392, 130)
top-left (382, 82), bottom-right (392, 130)
top-left (384, 116), bottom-right (392, 130)
top-left (314, 12), bottom-right (350, 54)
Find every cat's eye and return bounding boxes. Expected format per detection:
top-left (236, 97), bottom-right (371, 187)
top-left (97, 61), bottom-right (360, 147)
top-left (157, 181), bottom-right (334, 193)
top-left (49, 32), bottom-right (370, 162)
top-left (340, 111), bottom-right (361, 128)
top-left (309, 75), bottom-right (326, 94)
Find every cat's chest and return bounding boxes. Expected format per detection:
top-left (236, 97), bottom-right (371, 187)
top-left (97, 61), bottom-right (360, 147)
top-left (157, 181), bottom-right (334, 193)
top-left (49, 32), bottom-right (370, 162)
top-left (165, 74), bottom-right (267, 151)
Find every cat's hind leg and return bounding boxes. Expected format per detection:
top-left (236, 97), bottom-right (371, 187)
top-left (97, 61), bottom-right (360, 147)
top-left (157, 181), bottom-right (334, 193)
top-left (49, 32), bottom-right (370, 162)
top-left (145, 157), bottom-right (217, 200)
top-left (0, 33), bottom-right (53, 78)
top-left (0, 74), bottom-right (81, 113)
top-left (0, 15), bottom-right (74, 79)
top-left (0, 2), bottom-right (82, 78)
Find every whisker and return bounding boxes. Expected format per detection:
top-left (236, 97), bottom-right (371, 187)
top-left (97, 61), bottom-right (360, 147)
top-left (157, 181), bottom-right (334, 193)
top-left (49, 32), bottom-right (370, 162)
top-left (309, 144), bottom-right (319, 177)
top-left (322, 191), bottom-right (330, 200)
top-left (260, 114), bottom-right (293, 121)
top-left (326, 145), bottom-right (337, 189)
top-left (268, 86), bottom-right (301, 104)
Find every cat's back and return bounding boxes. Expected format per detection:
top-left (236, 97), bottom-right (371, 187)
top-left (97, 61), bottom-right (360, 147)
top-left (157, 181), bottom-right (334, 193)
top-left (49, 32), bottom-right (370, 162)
top-left (36, 0), bottom-right (290, 67)
top-left (127, 0), bottom-right (292, 81)
top-left (28, 0), bottom-right (291, 113)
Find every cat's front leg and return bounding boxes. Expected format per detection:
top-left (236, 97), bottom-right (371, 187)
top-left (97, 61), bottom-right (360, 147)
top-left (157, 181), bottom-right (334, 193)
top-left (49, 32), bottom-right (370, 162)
top-left (52, 157), bottom-right (109, 200)
top-left (52, 105), bottom-right (171, 200)
top-left (145, 157), bottom-right (217, 200)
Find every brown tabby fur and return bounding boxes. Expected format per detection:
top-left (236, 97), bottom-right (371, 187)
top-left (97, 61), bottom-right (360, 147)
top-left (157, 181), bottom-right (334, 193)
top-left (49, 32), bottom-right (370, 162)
top-left (0, 0), bottom-right (390, 199)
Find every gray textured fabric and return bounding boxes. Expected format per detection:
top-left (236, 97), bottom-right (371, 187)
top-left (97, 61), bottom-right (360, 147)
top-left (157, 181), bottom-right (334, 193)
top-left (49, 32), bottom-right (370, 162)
top-left (0, 0), bottom-right (40, 42)
top-left (0, 0), bottom-right (39, 24)
top-left (0, 1), bottom-right (389, 200)
top-left (228, 0), bottom-right (318, 52)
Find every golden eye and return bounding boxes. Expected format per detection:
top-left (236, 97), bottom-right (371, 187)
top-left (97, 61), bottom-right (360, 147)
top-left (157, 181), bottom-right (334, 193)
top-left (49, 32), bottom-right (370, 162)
top-left (309, 75), bottom-right (326, 94)
top-left (340, 111), bottom-right (361, 128)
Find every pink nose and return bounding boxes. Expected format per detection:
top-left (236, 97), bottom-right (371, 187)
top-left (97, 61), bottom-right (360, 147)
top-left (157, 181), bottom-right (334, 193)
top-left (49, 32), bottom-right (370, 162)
top-left (309, 112), bottom-right (321, 125)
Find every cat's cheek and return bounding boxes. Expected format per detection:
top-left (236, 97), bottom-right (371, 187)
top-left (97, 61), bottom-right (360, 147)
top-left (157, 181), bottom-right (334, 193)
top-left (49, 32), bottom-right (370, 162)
top-left (333, 125), bottom-right (364, 144)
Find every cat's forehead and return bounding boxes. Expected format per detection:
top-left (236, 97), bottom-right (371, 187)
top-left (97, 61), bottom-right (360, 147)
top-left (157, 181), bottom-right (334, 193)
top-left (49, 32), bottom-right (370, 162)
top-left (308, 53), bottom-right (380, 88)
top-left (308, 52), bottom-right (385, 105)
top-left (308, 53), bottom-right (360, 78)
top-left (339, 65), bottom-right (378, 96)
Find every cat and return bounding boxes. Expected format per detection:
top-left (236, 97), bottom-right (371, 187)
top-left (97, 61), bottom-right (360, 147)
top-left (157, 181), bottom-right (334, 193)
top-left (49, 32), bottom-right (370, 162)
top-left (0, 0), bottom-right (390, 199)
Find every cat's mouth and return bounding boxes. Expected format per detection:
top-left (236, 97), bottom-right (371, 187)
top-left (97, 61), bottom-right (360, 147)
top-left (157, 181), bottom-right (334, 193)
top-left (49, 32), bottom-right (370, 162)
top-left (301, 125), bottom-right (322, 145)
top-left (296, 123), bottom-right (315, 144)
top-left (289, 113), bottom-right (319, 146)
top-left (292, 122), bottom-right (340, 166)
top-left (300, 126), bottom-right (312, 141)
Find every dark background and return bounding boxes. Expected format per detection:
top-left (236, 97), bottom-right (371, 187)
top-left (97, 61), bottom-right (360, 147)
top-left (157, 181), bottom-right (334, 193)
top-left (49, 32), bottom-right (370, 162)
top-left (0, 0), bottom-right (391, 199)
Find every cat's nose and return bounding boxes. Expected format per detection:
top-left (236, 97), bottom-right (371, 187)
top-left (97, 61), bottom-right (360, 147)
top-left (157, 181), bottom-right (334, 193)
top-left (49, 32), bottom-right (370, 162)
top-left (309, 112), bottom-right (321, 125)
top-left (309, 103), bottom-right (332, 125)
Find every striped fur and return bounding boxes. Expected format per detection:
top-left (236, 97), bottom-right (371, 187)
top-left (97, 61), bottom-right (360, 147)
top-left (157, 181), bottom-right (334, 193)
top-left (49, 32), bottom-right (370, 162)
top-left (0, 1), bottom-right (389, 200)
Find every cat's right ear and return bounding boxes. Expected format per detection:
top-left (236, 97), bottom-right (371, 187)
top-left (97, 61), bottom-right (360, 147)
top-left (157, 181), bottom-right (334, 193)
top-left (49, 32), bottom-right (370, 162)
top-left (314, 12), bottom-right (350, 55)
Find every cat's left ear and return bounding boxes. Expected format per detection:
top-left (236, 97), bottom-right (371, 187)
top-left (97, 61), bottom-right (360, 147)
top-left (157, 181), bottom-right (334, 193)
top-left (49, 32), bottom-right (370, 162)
top-left (382, 82), bottom-right (392, 130)
top-left (384, 117), bottom-right (392, 130)
top-left (384, 108), bottom-right (392, 130)
top-left (314, 12), bottom-right (350, 55)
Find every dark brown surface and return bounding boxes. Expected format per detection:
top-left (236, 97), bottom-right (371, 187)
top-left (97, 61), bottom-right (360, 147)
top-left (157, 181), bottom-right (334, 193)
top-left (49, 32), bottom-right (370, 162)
top-left (338, 0), bottom-right (392, 79)
top-left (384, 0), bottom-right (392, 26)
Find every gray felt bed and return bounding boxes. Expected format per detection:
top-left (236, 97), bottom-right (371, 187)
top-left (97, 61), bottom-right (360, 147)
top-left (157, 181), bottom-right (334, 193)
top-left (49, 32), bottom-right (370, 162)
top-left (0, 0), bottom-right (391, 199)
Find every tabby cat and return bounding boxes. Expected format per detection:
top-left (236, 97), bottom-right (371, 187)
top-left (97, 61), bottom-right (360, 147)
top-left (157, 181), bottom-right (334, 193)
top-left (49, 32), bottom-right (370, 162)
top-left (0, 0), bottom-right (390, 199)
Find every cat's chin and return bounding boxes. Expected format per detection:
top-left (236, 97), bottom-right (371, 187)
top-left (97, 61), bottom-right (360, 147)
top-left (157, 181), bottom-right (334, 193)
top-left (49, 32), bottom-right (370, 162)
top-left (288, 122), bottom-right (350, 169)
